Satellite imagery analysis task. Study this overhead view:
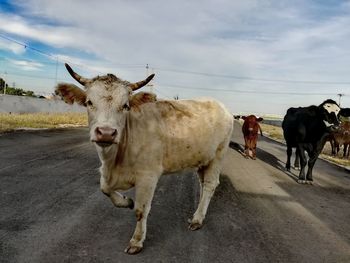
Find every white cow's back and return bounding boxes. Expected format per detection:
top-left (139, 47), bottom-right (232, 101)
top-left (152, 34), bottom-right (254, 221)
top-left (126, 99), bottom-right (233, 173)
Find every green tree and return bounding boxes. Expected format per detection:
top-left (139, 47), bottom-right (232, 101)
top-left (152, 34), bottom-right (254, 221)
top-left (0, 78), bottom-right (4, 89)
top-left (0, 78), bottom-right (38, 97)
top-left (24, 90), bottom-right (35, 97)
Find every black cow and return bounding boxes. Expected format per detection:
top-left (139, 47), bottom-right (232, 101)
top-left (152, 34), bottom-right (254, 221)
top-left (282, 99), bottom-right (340, 184)
top-left (339, 108), bottom-right (350, 117)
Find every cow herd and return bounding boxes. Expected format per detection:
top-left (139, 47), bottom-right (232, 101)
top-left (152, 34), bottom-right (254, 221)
top-left (55, 64), bottom-right (346, 254)
top-left (239, 99), bottom-right (349, 184)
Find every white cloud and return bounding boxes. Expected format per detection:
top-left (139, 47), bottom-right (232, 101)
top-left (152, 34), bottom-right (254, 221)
top-left (9, 59), bottom-right (44, 71)
top-left (1, 0), bottom-right (350, 115)
top-left (0, 38), bottom-right (25, 54)
top-left (0, 13), bottom-right (90, 50)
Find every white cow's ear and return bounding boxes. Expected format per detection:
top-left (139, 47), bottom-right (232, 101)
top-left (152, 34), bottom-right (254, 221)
top-left (129, 92), bottom-right (157, 110)
top-left (55, 83), bottom-right (87, 106)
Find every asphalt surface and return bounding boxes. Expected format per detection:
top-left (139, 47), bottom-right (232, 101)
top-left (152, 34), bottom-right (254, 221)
top-left (0, 123), bottom-right (350, 263)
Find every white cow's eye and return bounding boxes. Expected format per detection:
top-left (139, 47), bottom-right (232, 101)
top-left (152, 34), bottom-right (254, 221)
top-left (86, 100), bottom-right (93, 107)
top-left (123, 103), bottom-right (130, 111)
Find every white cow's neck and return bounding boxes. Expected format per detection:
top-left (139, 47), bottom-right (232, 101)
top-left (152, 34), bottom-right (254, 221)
top-left (97, 145), bottom-right (118, 166)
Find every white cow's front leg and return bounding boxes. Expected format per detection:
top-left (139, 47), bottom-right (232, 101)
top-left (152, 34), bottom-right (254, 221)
top-left (110, 191), bottom-right (134, 208)
top-left (100, 176), bottom-right (134, 208)
top-left (125, 175), bottom-right (159, 255)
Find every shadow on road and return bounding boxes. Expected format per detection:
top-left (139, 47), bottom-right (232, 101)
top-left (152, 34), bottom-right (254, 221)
top-left (229, 141), bottom-right (245, 157)
top-left (229, 140), bottom-right (299, 183)
top-left (256, 146), bottom-right (300, 183)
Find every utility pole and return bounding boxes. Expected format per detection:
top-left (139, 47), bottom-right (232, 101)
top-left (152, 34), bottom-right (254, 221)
top-left (0, 58), bottom-right (4, 95)
top-left (4, 71), bottom-right (7, 95)
top-left (337, 93), bottom-right (345, 106)
top-left (55, 57), bottom-right (58, 85)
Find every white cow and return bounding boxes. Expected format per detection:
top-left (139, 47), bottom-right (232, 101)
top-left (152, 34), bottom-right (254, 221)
top-left (55, 64), bottom-right (233, 254)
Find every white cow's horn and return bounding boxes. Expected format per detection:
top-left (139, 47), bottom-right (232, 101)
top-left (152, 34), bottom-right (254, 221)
top-left (130, 74), bottom-right (155, 91)
top-left (65, 63), bottom-right (89, 86)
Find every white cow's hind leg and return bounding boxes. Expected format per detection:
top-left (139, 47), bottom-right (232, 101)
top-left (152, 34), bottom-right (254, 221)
top-left (125, 174), bottom-right (159, 255)
top-left (189, 159), bottom-right (221, 231)
top-left (196, 169), bottom-right (205, 202)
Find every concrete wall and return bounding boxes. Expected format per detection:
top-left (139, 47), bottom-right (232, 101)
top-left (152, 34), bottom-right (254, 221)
top-left (0, 94), bottom-right (84, 113)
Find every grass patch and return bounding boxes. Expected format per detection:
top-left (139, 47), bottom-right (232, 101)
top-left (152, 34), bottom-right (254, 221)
top-left (320, 154), bottom-right (350, 167)
top-left (0, 112), bottom-right (88, 132)
top-left (260, 123), bottom-right (285, 142)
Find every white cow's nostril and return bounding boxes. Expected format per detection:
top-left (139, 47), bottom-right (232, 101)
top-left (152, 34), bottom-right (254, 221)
top-left (96, 128), bottom-right (103, 136)
top-left (95, 127), bottom-right (117, 144)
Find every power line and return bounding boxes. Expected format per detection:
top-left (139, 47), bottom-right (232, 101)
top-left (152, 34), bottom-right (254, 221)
top-left (2, 71), bottom-right (67, 81)
top-left (0, 56), bottom-right (57, 65)
top-left (0, 34), bottom-right (147, 75)
top-left (0, 33), bottom-right (56, 59)
top-left (1, 70), bottom-right (345, 97)
top-left (0, 33), bottom-right (103, 75)
top-left (153, 87), bottom-right (172, 99)
top-left (154, 67), bottom-right (350, 85)
top-left (157, 83), bottom-right (342, 96)
top-left (3, 33), bottom-right (350, 86)
top-left (2, 33), bottom-right (350, 98)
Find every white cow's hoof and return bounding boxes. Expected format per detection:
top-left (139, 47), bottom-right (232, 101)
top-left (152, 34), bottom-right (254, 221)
top-left (297, 179), bottom-right (306, 184)
top-left (124, 244), bottom-right (143, 255)
top-left (306, 180), bottom-right (313, 185)
top-left (188, 222), bottom-right (203, 231)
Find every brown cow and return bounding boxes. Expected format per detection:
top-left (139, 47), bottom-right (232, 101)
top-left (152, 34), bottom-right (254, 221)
top-left (242, 115), bottom-right (263, 159)
top-left (327, 121), bottom-right (350, 158)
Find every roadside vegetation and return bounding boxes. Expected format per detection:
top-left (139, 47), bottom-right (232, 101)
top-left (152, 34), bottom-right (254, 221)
top-left (260, 122), bottom-right (350, 167)
top-left (1, 113), bottom-right (349, 166)
top-left (0, 77), bottom-right (41, 98)
top-left (0, 112), bottom-right (87, 132)
top-left (260, 123), bottom-right (284, 142)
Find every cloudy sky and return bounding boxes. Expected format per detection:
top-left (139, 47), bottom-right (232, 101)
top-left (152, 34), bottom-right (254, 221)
top-left (1, 0), bottom-right (350, 116)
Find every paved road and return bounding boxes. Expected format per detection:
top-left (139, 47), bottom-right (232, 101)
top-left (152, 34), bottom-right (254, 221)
top-left (0, 123), bottom-right (349, 263)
